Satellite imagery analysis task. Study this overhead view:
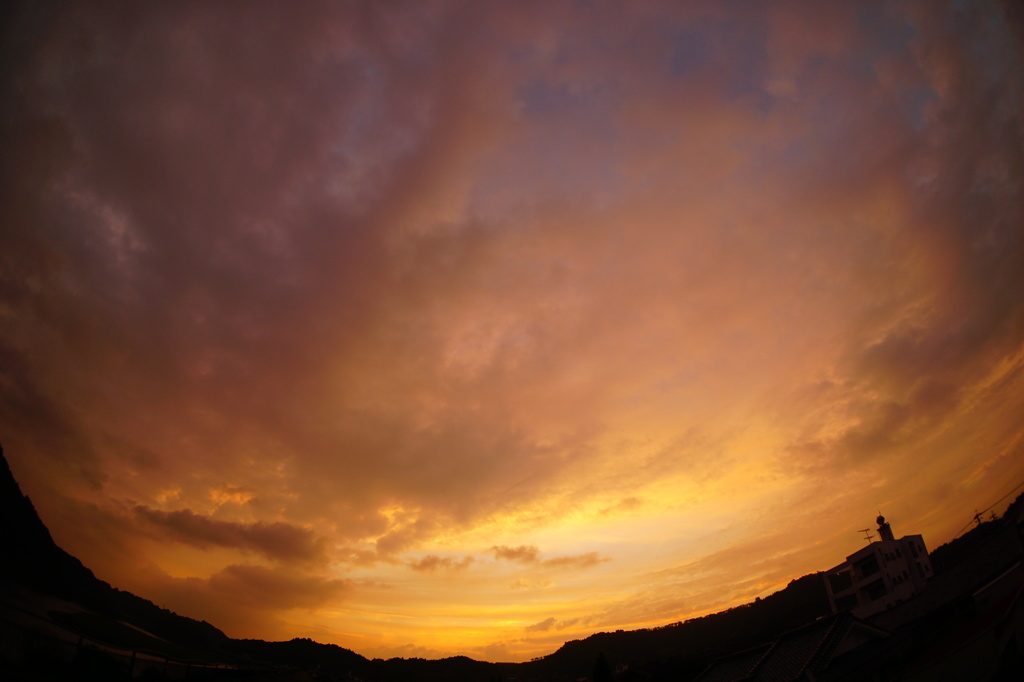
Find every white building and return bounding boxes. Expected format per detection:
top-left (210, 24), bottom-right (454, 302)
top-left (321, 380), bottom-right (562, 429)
top-left (823, 515), bottom-right (933, 618)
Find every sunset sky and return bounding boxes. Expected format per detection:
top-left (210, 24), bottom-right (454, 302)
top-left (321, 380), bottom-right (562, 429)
top-left (2, 0), bottom-right (1023, 663)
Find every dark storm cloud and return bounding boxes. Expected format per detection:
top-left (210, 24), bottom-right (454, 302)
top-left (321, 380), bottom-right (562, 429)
top-left (135, 506), bottom-right (325, 563)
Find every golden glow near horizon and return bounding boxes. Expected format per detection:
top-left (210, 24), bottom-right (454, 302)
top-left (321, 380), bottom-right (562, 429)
top-left (2, 0), bottom-right (1023, 663)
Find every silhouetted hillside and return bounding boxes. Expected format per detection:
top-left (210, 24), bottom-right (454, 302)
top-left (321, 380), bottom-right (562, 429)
top-left (929, 491), bottom-right (1024, 573)
top-left (0, 444), bottom-right (231, 654)
top-left (930, 518), bottom-right (1005, 573)
top-left (4, 441), bottom-right (1017, 682)
top-left (226, 636), bottom-right (369, 675)
top-left (521, 572), bottom-right (832, 680)
top-left (0, 445), bottom-right (106, 606)
top-left (0, 445), bottom-right (387, 679)
top-left (373, 655), bottom-right (510, 682)
top-left (0, 442), bottom-right (834, 681)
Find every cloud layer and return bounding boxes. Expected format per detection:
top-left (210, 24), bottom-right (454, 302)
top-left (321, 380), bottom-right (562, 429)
top-left (2, 0), bottom-right (1022, 662)
top-left (134, 506), bottom-right (325, 564)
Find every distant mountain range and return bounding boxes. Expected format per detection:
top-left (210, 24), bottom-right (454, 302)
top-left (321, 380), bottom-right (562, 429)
top-left (3, 444), bottom-right (1015, 681)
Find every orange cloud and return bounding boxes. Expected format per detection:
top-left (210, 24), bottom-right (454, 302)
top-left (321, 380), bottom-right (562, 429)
top-left (408, 555), bottom-right (475, 573)
top-left (1, 0), bottom-right (1021, 663)
top-left (491, 545), bottom-right (541, 563)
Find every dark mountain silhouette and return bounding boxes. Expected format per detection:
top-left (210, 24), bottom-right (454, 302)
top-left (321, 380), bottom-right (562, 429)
top-left (0, 444), bottom-right (109, 607)
top-left (0, 443), bottom-right (834, 680)
top-left (0, 444), bottom-right (505, 679)
top-left (0, 445), bottom-right (229, 653)
top-left (4, 442), bottom-right (1017, 681)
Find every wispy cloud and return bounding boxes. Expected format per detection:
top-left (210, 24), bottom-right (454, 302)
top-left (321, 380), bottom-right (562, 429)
top-left (491, 545), bottom-right (541, 563)
top-left (490, 546), bottom-right (609, 570)
top-left (407, 555), bottom-right (474, 573)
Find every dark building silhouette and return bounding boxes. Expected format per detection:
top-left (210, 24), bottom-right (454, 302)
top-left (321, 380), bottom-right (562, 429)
top-left (823, 515), bottom-right (932, 618)
top-left (697, 503), bottom-right (1024, 681)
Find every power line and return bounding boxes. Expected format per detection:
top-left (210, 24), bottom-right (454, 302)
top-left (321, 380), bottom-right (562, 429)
top-left (952, 516), bottom-right (976, 540)
top-left (952, 479), bottom-right (1024, 539)
top-left (977, 479), bottom-right (1024, 516)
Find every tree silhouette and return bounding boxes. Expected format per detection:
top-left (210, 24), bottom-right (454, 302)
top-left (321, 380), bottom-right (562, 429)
top-left (593, 651), bottom-right (612, 682)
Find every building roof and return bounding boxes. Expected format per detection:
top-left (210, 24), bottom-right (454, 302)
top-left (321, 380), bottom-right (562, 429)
top-left (694, 643), bottom-right (770, 682)
top-left (694, 612), bottom-right (888, 682)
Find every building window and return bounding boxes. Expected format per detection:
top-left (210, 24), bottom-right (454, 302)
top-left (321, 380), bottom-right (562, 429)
top-left (854, 554), bottom-right (881, 580)
top-left (863, 579), bottom-right (888, 602)
top-left (829, 571), bottom-right (854, 593)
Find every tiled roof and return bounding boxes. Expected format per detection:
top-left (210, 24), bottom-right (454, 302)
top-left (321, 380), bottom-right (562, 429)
top-left (695, 643), bottom-right (771, 682)
top-left (694, 612), bottom-right (885, 682)
top-left (756, 614), bottom-right (842, 682)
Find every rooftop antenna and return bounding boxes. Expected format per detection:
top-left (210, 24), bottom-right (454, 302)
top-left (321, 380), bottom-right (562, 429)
top-left (858, 528), bottom-right (875, 544)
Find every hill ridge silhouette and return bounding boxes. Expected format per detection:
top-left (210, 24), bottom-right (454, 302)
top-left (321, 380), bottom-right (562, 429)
top-left (11, 444), bottom-right (1013, 680)
top-left (0, 444), bottom-right (840, 678)
top-left (0, 443), bottom-right (834, 679)
top-left (0, 444), bottom-right (232, 650)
